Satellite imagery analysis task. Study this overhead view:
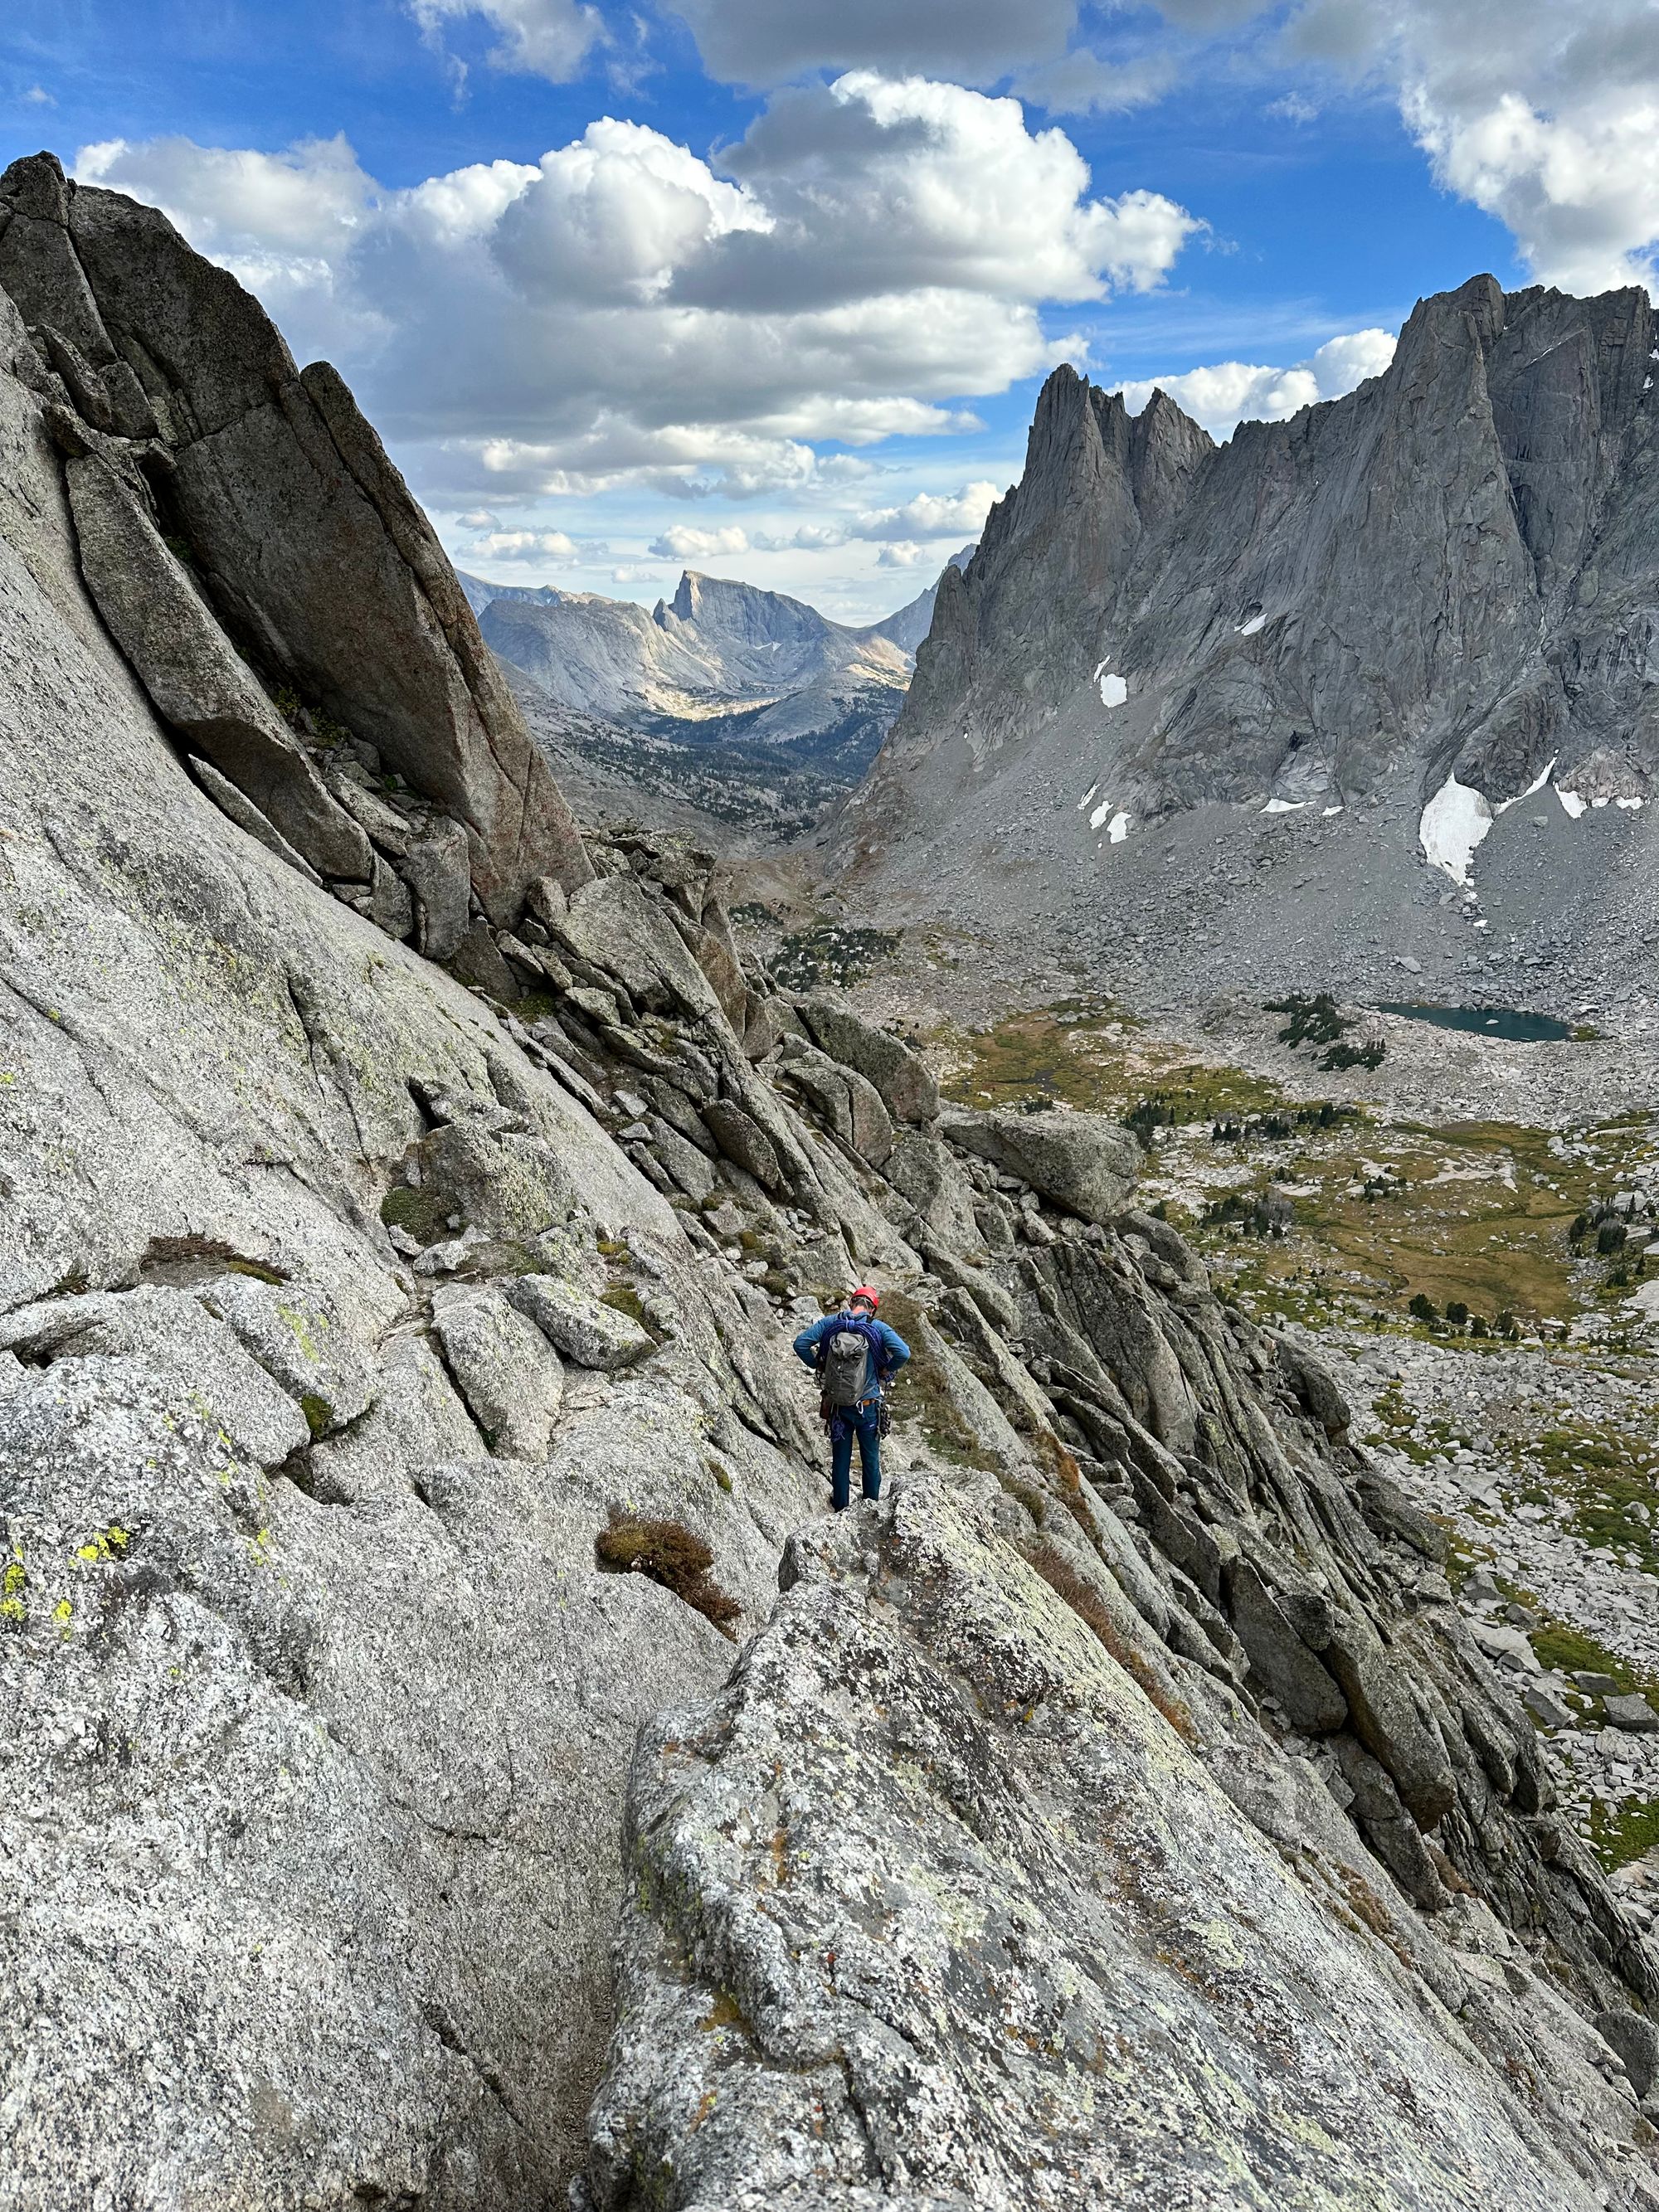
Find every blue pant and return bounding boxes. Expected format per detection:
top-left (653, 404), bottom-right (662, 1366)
top-left (830, 1399), bottom-right (882, 1511)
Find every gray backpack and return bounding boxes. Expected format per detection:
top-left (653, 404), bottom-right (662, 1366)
top-left (821, 1327), bottom-right (869, 1410)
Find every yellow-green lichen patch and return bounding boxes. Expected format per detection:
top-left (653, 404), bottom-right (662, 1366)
top-left (0, 1553), bottom-right (27, 1628)
top-left (276, 1303), bottom-right (328, 1365)
top-left (74, 1525), bottom-right (129, 1565)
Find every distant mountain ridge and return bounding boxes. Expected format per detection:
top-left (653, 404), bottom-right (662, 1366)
top-left (465, 551), bottom-right (971, 841)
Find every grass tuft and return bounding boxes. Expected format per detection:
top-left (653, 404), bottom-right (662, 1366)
top-left (596, 1514), bottom-right (740, 1634)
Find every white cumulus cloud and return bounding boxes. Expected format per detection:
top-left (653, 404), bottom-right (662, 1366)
top-left (407, 0), bottom-right (605, 81)
top-left (648, 523), bottom-right (753, 560)
top-left (751, 522), bottom-right (853, 552)
top-left (1282, 0), bottom-right (1659, 290)
top-left (875, 542), bottom-right (931, 567)
top-left (850, 479), bottom-right (1000, 541)
top-left (75, 79), bottom-right (1204, 512)
top-left (465, 527), bottom-right (593, 560)
top-left (1121, 327), bottom-right (1398, 438)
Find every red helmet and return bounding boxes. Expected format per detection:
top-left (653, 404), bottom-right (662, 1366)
top-left (849, 1285), bottom-right (880, 1312)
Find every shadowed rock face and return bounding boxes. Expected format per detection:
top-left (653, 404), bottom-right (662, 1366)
top-left (0, 148), bottom-right (591, 921)
top-left (846, 274), bottom-right (1659, 868)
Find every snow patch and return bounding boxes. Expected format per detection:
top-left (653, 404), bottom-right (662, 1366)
top-left (1557, 785), bottom-right (1587, 819)
top-left (1089, 798), bottom-right (1112, 831)
top-left (1092, 658), bottom-right (1127, 709)
top-left (1418, 772), bottom-right (1493, 884)
top-left (1618, 795), bottom-right (1644, 809)
top-left (1262, 798), bottom-right (1304, 815)
top-left (1235, 613), bottom-right (1266, 637)
top-left (1107, 809), bottom-right (1131, 844)
top-left (1078, 782), bottom-right (1097, 811)
top-left (1321, 804), bottom-right (1344, 816)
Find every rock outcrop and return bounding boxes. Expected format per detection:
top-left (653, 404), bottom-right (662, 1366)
top-left (587, 1484), bottom-right (1629, 2210)
top-left (2, 158), bottom-right (1657, 2212)
top-left (0, 147), bottom-right (590, 926)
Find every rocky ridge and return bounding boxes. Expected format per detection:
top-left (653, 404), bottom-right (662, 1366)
top-left (2, 155), bottom-right (1658, 2209)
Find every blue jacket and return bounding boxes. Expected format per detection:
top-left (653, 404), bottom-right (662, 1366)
top-left (793, 1310), bottom-right (911, 1403)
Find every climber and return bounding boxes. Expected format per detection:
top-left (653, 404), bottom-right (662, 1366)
top-left (792, 1286), bottom-right (910, 1512)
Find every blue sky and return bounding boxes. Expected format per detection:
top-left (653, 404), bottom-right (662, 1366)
top-left (4, 1), bottom-right (1654, 620)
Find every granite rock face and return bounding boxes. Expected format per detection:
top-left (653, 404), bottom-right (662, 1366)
top-left (842, 276), bottom-right (1659, 922)
top-left (587, 1483), bottom-right (1623, 2211)
top-left (0, 146), bottom-right (591, 924)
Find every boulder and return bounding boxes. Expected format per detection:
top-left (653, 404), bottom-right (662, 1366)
top-left (1225, 1558), bottom-right (1349, 1733)
top-left (797, 995), bottom-right (938, 1124)
top-left (188, 757), bottom-right (324, 887)
top-left (775, 1038), bottom-right (894, 1168)
top-left (198, 1272), bottom-right (378, 1441)
top-left (700, 1098), bottom-right (787, 1194)
top-left (557, 873), bottom-right (722, 1023)
top-left (65, 455), bottom-right (372, 882)
top-left (431, 1285), bottom-right (564, 1459)
top-left (0, 1286), bottom-right (309, 1470)
top-left (741, 993), bottom-right (805, 1062)
top-left (1331, 1737), bottom-right (1452, 1913)
top-left (1325, 1621), bottom-right (1457, 1828)
top-left (328, 775), bottom-right (473, 960)
top-left (647, 1116), bottom-right (718, 1202)
top-left (1604, 1692), bottom-right (1659, 1734)
top-left (448, 920), bottom-right (522, 1005)
top-left (1596, 2009), bottom-right (1659, 2098)
top-left (943, 1106), bottom-right (1140, 1223)
top-left (883, 1128), bottom-right (985, 1256)
top-left (1269, 1329), bottom-right (1350, 1437)
top-left (507, 1274), bottom-right (654, 1370)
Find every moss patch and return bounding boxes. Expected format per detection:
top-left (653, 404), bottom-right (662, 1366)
top-left (380, 1182), bottom-right (454, 1247)
top-left (299, 1393), bottom-right (333, 1441)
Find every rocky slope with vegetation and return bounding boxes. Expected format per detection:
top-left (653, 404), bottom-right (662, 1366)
top-left (3, 152), bottom-right (1658, 2210)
